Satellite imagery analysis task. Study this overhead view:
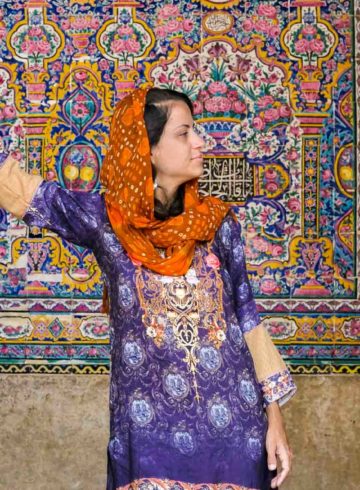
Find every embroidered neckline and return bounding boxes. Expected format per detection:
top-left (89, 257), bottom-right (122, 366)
top-left (135, 246), bottom-right (226, 402)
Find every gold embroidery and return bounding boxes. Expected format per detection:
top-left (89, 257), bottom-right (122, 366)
top-left (164, 278), bottom-right (201, 399)
top-left (136, 248), bottom-right (226, 401)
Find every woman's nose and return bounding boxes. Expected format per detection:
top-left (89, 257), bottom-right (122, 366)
top-left (193, 132), bottom-right (205, 149)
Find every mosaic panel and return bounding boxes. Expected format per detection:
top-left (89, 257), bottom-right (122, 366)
top-left (0, 0), bottom-right (358, 374)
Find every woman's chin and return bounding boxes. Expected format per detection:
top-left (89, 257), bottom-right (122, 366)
top-left (188, 171), bottom-right (203, 182)
top-left (179, 165), bottom-right (204, 184)
top-left (192, 161), bottom-right (204, 178)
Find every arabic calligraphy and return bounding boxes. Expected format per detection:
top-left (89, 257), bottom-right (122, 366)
top-left (199, 156), bottom-right (254, 202)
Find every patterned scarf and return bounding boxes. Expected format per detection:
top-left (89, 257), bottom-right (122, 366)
top-left (100, 88), bottom-right (229, 276)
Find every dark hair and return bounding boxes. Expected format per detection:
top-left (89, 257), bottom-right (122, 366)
top-left (144, 88), bottom-right (193, 147)
top-left (144, 88), bottom-right (193, 221)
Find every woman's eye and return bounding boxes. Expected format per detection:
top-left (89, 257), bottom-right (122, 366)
top-left (179, 132), bottom-right (188, 137)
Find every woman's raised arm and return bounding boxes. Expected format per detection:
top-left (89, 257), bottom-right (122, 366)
top-left (0, 153), bottom-right (43, 218)
top-left (0, 153), bottom-right (105, 250)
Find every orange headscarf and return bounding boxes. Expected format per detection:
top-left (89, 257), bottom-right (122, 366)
top-left (100, 87), bottom-right (229, 276)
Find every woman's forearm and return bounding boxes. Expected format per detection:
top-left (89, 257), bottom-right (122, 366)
top-left (266, 400), bottom-right (282, 420)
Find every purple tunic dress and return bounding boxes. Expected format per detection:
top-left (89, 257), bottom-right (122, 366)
top-left (23, 181), bottom-right (294, 490)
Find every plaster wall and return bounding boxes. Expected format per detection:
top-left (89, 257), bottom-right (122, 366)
top-left (0, 375), bottom-right (358, 490)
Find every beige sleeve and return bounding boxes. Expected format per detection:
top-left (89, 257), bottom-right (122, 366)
top-left (244, 323), bottom-right (296, 406)
top-left (244, 323), bottom-right (287, 383)
top-left (0, 155), bottom-right (43, 218)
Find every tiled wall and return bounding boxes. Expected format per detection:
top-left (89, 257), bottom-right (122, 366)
top-left (0, 1), bottom-right (358, 489)
top-left (0, 0), bottom-right (358, 376)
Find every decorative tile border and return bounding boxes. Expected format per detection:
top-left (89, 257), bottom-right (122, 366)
top-left (0, 1), bottom-right (358, 373)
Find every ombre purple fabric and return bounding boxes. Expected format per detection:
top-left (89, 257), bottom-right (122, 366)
top-left (0, 152), bottom-right (9, 167)
top-left (23, 181), bottom-right (287, 490)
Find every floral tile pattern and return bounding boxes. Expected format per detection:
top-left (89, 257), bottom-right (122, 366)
top-left (0, 0), bottom-right (358, 374)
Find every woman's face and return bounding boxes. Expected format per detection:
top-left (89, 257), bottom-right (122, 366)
top-left (150, 101), bottom-right (205, 187)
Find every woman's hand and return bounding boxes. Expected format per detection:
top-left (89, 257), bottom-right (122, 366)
top-left (265, 401), bottom-right (292, 488)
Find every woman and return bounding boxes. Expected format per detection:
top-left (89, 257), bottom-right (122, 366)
top-left (0, 87), bottom-right (295, 489)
